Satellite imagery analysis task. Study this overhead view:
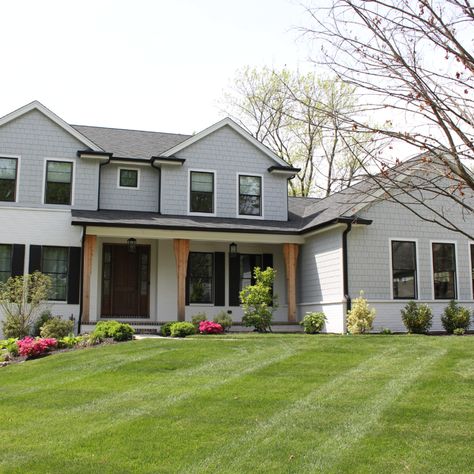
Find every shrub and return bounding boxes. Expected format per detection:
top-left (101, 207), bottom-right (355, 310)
top-left (0, 272), bottom-right (52, 338)
top-left (199, 321), bottom-right (224, 334)
top-left (346, 291), bottom-right (376, 334)
top-left (92, 321), bottom-right (134, 342)
top-left (213, 311), bottom-right (233, 332)
top-left (0, 338), bottom-right (19, 356)
top-left (300, 312), bottom-right (326, 334)
top-left (40, 317), bottom-right (74, 339)
top-left (58, 335), bottom-right (84, 349)
top-left (401, 301), bottom-right (433, 334)
top-left (170, 322), bottom-right (195, 338)
top-left (160, 322), bottom-right (174, 337)
top-left (453, 328), bottom-right (466, 336)
top-left (32, 311), bottom-right (53, 337)
top-left (441, 301), bottom-right (471, 334)
top-left (380, 327), bottom-right (392, 335)
top-left (191, 313), bottom-right (207, 331)
top-left (17, 336), bottom-right (57, 358)
top-left (241, 267), bottom-right (278, 333)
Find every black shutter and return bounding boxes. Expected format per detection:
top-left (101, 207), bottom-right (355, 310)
top-left (185, 257), bottom-right (190, 306)
top-left (67, 247), bottom-right (81, 304)
top-left (29, 245), bottom-right (42, 273)
top-left (262, 253), bottom-right (273, 270)
top-left (214, 252), bottom-right (225, 306)
top-left (11, 244), bottom-right (25, 277)
top-left (229, 253), bottom-right (240, 306)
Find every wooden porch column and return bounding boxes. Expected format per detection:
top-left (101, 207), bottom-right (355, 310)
top-left (283, 243), bottom-right (299, 323)
top-left (173, 239), bottom-right (190, 321)
top-left (82, 234), bottom-right (97, 323)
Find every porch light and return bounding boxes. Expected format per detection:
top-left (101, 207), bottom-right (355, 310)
top-left (229, 242), bottom-right (238, 257)
top-left (127, 238), bottom-right (137, 253)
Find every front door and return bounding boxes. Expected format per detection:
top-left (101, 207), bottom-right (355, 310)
top-left (101, 244), bottom-right (150, 318)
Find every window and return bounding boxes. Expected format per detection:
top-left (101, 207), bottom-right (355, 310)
top-left (45, 161), bottom-right (73, 205)
top-left (190, 171), bottom-right (214, 213)
top-left (391, 241), bottom-right (417, 299)
top-left (0, 157), bottom-right (18, 202)
top-left (188, 252), bottom-right (213, 303)
top-left (240, 254), bottom-right (262, 291)
top-left (119, 169), bottom-right (139, 188)
top-left (432, 242), bottom-right (457, 299)
top-left (42, 247), bottom-right (69, 301)
top-left (239, 175), bottom-right (262, 216)
top-left (0, 244), bottom-right (12, 283)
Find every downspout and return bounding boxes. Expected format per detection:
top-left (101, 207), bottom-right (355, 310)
top-left (77, 225), bottom-right (86, 335)
top-left (97, 158), bottom-right (111, 210)
top-left (342, 223), bottom-right (352, 313)
top-left (151, 159), bottom-right (162, 214)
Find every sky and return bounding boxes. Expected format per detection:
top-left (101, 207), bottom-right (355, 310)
top-left (0, 0), bottom-right (314, 134)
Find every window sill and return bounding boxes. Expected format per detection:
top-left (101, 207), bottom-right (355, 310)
top-left (188, 303), bottom-right (214, 307)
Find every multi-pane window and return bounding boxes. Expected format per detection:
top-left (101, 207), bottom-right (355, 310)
top-left (119, 169), bottom-right (138, 188)
top-left (45, 161), bottom-right (73, 205)
top-left (0, 244), bottom-right (12, 283)
top-left (190, 171), bottom-right (214, 213)
top-left (188, 252), bottom-right (213, 303)
top-left (239, 175), bottom-right (262, 216)
top-left (0, 157), bottom-right (18, 202)
top-left (432, 242), bottom-right (457, 299)
top-left (42, 246), bottom-right (69, 301)
top-left (391, 241), bottom-right (417, 299)
top-left (240, 254), bottom-right (262, 291)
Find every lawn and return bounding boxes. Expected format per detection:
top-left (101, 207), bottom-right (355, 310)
top-left (1, 334), bottom-right (473, 473)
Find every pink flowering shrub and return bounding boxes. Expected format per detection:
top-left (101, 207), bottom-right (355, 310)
top-left (17, 336), bottom-right (57, 358)
top-left (199, 321), bottom-right (223, 334)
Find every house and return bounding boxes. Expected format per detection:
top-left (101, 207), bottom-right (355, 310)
top-left (0, 101), bottom-right (473, 335)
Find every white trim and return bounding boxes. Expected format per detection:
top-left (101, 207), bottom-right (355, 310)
top-left (0, 101), bottom-right (102, 151)
top-left (0, 154), bottom-right (21, 203)
top-left (236, 173), bottom-right (264, 219)
top-left (42, 158), bottom-right (75, 207)
top-left (388, 238), bottom-right (420, 300)
top-left (160, 117), bottom-right (288, 167)
top-left (187, 168), bottom-right (217, 217)
top-left (117, 167), bottom-right (141, 190)
top-left (152, 158), bottom-right (183, 166)
top-left (0, 206), bottom-right (71, 213)
top-left (429, 239), bottom-right (459, 300)
top-left (112, 160), bottom-right (151, 167)
top-left (468, 241), bottom-right (474, 300)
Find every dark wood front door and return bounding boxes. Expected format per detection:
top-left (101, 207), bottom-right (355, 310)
top-left (101, 244), bottom-right (150, 318)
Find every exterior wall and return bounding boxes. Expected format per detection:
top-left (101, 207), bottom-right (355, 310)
top-left (0, 110), bottom-right (99, 210)
top-left (160, 126), bottom-right (289, 221)
top-left (99, 163), bottom-right (159, 212)
top-left (297, 226), bottom-right (345, 332)
top-left (348, 199), bottom-right (474, 331)
top-left (0, 208), bottom-right (83, 337)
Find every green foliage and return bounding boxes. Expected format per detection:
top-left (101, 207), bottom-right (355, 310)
top-left (92, 321), bottom-right (134, 342)
top-left (213, 311), bottom-right (233, 332)
top-left (0, 272), bottom-right (52, 338)
top-left (57, 335), bottom-right (84, 349)
top-left (32, 311), bottom-right (53, 337)
top-left (380, 328), bottom-right (392, 335)
top-left (40, 317), bottom-right (74, 339)
top-left (160, 322), bottom-right (174, 337)
top-left (453, 328), bottom-right (466, 336)
top-left (441, 301), bottom-right (471, 334)
top-left (0, 337), bottom-right (19, 356)
top-left (191, 313), bottom-right (207, 331)
top-left (401, 301), bottom-right (433, 334)
top-left (240, 267), bottom-right (278, 333)
top-left (170, 322), bottom-right (195, 338)
top-left (300, 312), bottom-right (326, 334)
top-left (346, 291), bottom-right (376, 334)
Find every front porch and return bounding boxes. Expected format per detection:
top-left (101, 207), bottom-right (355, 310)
top-left (79, 226), bottom-right (303, 332)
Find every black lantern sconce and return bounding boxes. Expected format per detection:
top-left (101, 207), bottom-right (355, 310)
top-left (229, 242), bottom-right (237, 257)
top-left (127, 237), bottom-right (137, 253)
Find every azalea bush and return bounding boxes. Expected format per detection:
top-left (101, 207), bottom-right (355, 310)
top-left (199, 321), bottom-right (223, 334)
top-left (191, 313), bottom-right (207, 331)
top-left (17, 336), bottom-right (57, 358)
top-left (213, 311), bottom-right (232, 332)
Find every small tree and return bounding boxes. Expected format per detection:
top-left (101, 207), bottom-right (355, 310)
top-left (346, 291), bottom-right (376, 334)
top-left (0, 272), bottom-right (52, 338)
top-left (240, 267), bottom-right (278, 333)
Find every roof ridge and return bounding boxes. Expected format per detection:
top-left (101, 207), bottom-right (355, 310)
top-left (72, 124), bottom-right (191, 137)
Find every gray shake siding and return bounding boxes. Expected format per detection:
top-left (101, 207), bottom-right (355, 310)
top-left (99, 163), bottom-right (159, 212)
top-left (0, 110), bottom-right (99, 210)
top-left (160, 126), bottom-right (289, 220)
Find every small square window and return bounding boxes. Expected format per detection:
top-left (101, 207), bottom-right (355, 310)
top-left (119, 169), bottom-right (139, 188)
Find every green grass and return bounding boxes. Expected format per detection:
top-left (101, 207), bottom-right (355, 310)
top-left (1, 334), bottom-right (473, 473)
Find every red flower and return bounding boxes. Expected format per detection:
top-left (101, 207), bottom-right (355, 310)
top-left (199, 321), bottom-right (224, 334)
top-left (17, 337), bottom-right (57, 358)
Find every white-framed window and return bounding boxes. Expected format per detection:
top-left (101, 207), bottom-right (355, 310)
top-left (431, 241), bottom-right (457, 300)
top-left (187, 252), bottom-right (214, 304)
top-left (0, 156), bottom-right (19, 202)
top-left (41, 246), bottom-right (69, 301)
top-left (188, 169), bottom-right (215, 215)
top-left (390, 239), bottom-right (418, 299)
top-left (117, 168), bottom-right (140, 189)
top-left (44, 159), bottom-right (74, 205)
top-left (238, 174), bottom-right (263, 217)
top-left (0, 244), bottom-right (12, 283)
